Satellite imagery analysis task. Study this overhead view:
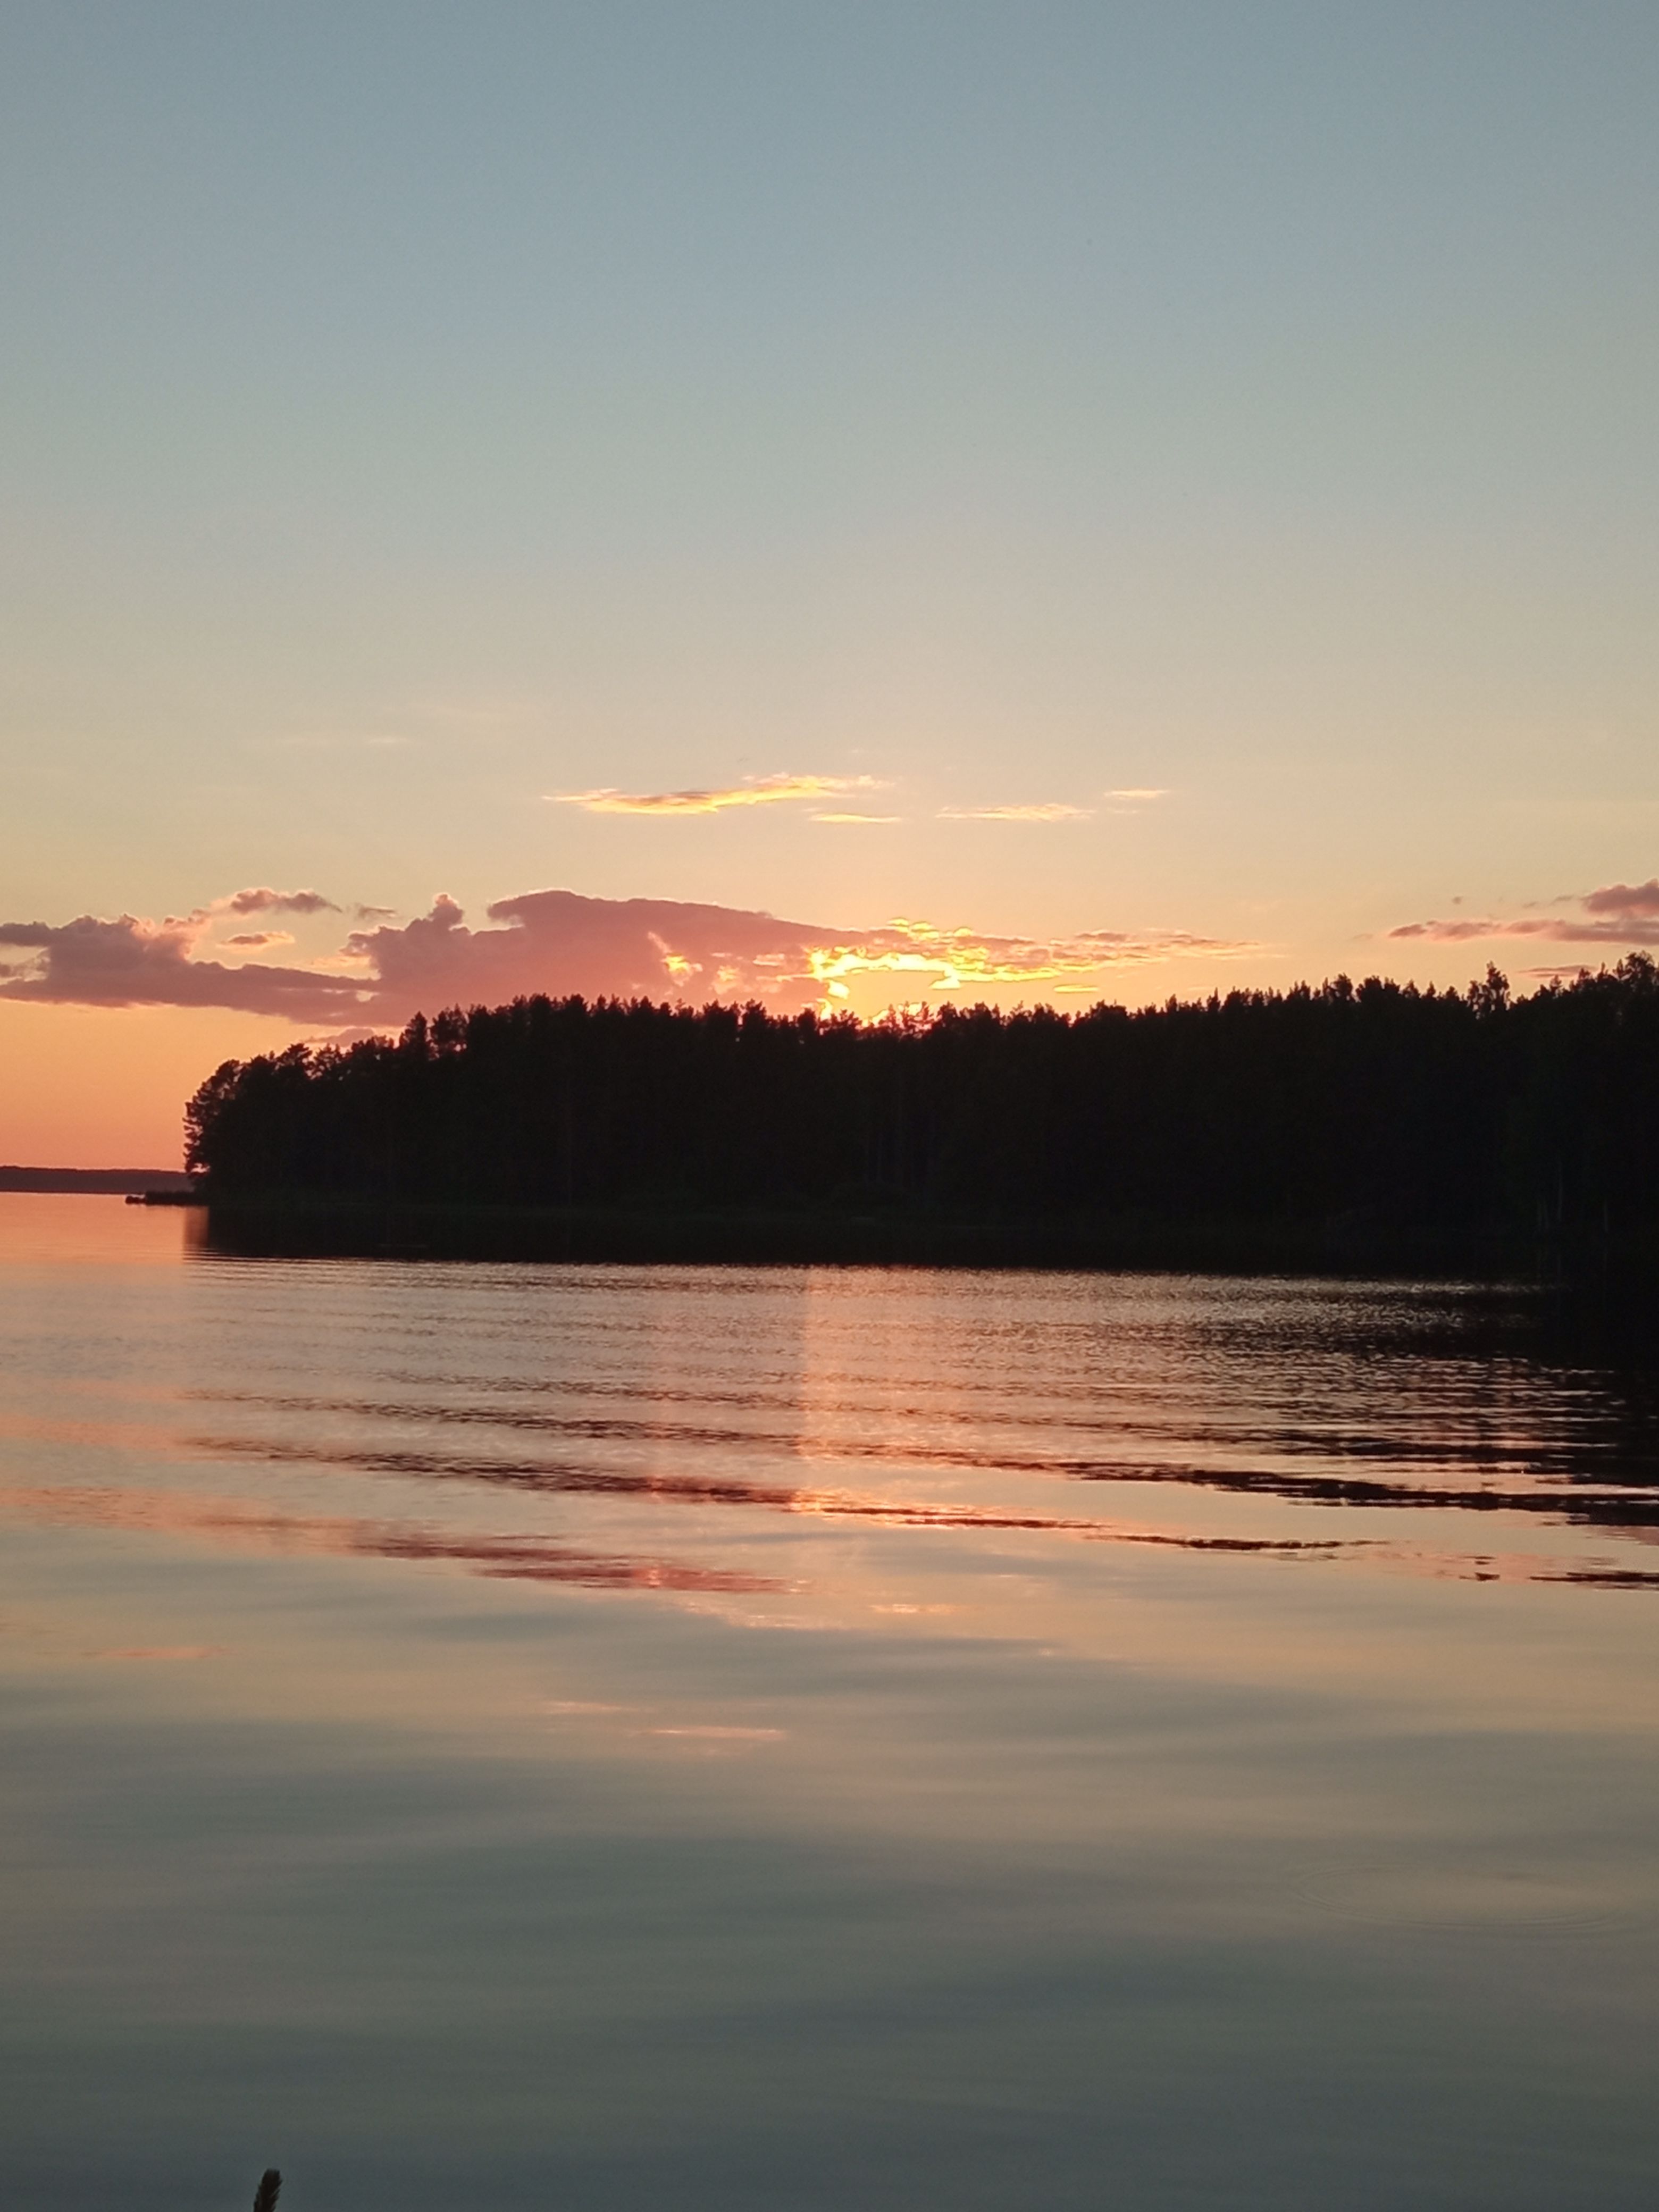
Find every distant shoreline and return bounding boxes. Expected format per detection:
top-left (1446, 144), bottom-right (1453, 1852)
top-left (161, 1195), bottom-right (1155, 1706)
top-left (0, 1167), bottom-right (196, 1196)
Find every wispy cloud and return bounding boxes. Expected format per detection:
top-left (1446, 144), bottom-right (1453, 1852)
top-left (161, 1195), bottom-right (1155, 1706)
top-left (0, 885), bottom-right (1252, 1024)
top-left (223, 931), bottom-right (294, 949)
top-left (811, 811), bottom-right (901, 825)
top-left (1388, 879), bottom-right (1659, 950)
top-left (551, 773), bottom-right (885, 816)
top-left (1104, 787), bottom-right (1169, 803)
top-left (939, 802), bottom-right (1092, 823)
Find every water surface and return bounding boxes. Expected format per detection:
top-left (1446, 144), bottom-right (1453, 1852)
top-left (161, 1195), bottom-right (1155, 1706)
top-left (2, 1194), bottom-right (1656, 2209)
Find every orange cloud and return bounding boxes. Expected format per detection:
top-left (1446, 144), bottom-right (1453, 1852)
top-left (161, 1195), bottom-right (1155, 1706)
top-left (803, 918), bottom-right (1234, 999)
top-left (939, 802), bottom-right (1092, 822)
top-left (551, 772), bottom-right (885, 815)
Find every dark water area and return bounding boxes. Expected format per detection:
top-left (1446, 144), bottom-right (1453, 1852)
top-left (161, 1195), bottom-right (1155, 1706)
top-left (3, 1194), bottom-right (1658, 2209)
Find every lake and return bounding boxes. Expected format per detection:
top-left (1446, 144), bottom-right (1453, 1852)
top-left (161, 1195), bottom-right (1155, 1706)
top-left (2, 1193), bottom-right (1657, 2210)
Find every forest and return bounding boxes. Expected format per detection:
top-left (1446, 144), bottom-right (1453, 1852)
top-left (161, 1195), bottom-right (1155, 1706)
top-left (180, 955), bottom-right (1659, 1259)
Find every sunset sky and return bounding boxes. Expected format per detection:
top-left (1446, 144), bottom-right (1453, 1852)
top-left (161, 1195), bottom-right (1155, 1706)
top-left (3, 3), bottom-right (1656, 1163)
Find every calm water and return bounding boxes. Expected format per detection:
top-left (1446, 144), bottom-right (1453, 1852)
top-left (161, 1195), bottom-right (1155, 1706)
top-left (2, 1195), bottom-right (1657, 2210)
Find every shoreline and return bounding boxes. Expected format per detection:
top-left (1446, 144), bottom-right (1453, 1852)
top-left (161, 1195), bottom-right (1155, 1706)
top-left (180, 1193), bottom-right (1650, 1280)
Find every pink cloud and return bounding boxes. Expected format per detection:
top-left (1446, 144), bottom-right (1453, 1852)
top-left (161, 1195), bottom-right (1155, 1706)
top-left (1388, 878), bottom-right (1659, 950)
top-left (0, 885), bottom-right (1252, 1025)
top-left (1583, 879), bottom-right (1659, 919)
top-left (348, 890), bottom-right (1247, 1011)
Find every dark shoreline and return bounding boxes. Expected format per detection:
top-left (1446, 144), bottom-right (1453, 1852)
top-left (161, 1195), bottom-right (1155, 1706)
top-left (186, 1193), bottom-right (1654, 1283)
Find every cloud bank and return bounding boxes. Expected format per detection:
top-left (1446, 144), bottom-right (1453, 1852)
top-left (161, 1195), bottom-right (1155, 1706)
top-left (0, 885), bottom-right (1246, 1026)
top-left (1388, 879), bottom-right (1659, 950)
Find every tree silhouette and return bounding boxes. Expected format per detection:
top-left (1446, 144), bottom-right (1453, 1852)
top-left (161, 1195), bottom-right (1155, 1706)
top-left (182, 954), bottom-right (1659, 1251)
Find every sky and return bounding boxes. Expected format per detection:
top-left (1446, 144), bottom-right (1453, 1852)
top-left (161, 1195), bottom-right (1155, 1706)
top-left (2, 1), bottom-right (1656, 1163)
